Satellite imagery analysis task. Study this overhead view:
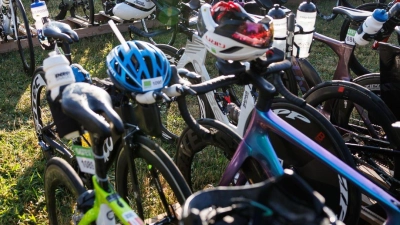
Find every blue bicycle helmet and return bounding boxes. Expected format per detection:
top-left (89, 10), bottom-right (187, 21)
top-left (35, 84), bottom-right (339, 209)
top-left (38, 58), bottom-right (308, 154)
top-left (106, 40), bottom-right (171, 93)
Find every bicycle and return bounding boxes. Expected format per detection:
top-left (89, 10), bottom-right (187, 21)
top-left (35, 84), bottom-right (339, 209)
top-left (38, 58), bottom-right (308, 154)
top-left (32, 21), bottom-right (192, 223)
top-left (1, 0), bottom-right (34, 75)
top-left (172, 56), bottom-right (400, 225)
top-left (183, 1), bottom-right (400, 203)
top-left (339, 0), bottom-right (400, 75)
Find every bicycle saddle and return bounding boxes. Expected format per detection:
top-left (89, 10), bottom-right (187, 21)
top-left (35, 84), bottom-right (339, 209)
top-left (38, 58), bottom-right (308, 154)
top-left (333, 6), bottom-right (372, 23)
top-left (43, 21), bottom-right (79, 44)
top-left (181, 169), bottom-right (341, 225)
top-left (61, 82), bottom-right (124, 138)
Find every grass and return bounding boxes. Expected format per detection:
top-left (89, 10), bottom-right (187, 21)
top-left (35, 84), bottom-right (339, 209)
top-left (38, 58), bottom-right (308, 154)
top-left (0, 0), bottom-right (385, 224)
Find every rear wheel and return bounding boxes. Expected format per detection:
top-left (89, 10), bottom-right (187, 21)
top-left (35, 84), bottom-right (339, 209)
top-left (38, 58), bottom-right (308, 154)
top-left (304, 80), bottom-right (400, 202)
top-left (175, 98), bottom-right (361, 225)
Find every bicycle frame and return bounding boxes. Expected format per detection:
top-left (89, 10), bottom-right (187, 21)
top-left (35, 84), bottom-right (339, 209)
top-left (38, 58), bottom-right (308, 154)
top-left (217, 74), bottom-right (400, 225)
top-left (1, 0), bottom-right (17, 37)
top-left (78, 176), bottom-right (143, 225)
top-left (177, 33), bottom-right (255, 137)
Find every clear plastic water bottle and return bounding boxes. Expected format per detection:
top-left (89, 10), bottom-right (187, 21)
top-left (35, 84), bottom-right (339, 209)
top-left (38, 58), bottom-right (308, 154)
top-left (43, 51), bottom-right (76, 101)
top-left (268, 4), bottom-right (287, 54)
top-left (31, 0), bottom-right (49, 36)
top-left (354, 9), bottom-right (388, 45)
top-left (293, 0), bottom-right (316, 58)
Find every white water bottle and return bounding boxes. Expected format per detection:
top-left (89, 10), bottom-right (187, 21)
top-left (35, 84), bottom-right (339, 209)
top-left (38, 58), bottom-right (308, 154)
top-left (43, 51), bottom-right (76, 101)
top-left (31, 0), bottom-right (49, 35)
top-left (293, 0), bottom-right (316, 58)
top-left (268, 4), bottom-right (287, 54)
top-left (354, 9), bottom-right (388, 45)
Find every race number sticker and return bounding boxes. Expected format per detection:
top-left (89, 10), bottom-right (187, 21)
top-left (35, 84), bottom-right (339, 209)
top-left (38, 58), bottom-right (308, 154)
top-left (72, 145), bottom-right (95, 175)
top-left (345, 28), bottom-right (356, 45)
top-left (122, 211), bottom-right (144, 225)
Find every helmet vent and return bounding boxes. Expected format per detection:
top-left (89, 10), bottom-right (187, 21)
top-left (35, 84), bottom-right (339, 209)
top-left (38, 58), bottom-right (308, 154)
top-left (220, 46), bottom-right (243, 54)
top-left (130, 55), bottom-right (139, 71)
top-left (143, 56), bottom-right (153, 77)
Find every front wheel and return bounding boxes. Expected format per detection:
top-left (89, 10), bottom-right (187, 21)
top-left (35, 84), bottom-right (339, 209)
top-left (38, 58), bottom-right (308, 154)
top-left (156, 44), bottom-right (212, 144)
top-left (175, 98), bottom-right (361, 225)
top-left (115, 135), bottom-right (192, 223)
top-left (45, 157), bottom-right (86, 225)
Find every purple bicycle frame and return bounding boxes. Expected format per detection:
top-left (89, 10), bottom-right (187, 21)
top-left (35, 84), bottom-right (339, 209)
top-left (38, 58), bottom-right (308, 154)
top-left (219, 108), bottom-right (400, 224)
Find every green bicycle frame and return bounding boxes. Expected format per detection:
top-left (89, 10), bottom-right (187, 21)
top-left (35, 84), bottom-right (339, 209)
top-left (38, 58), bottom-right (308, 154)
top-left (79, 176), bottom-right (144, 225)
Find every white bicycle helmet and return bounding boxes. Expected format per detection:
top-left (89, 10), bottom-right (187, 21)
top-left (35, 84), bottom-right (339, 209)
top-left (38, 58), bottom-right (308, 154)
top-left (198, 1), bottom-right (274, 62)
top-left (112, 0), bottom-right (156, 20)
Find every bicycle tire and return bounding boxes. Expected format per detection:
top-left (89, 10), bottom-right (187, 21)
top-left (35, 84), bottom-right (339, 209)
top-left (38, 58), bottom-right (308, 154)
top-left (31, 68), bottom-right (69, 159)
top-left (312, 0), bottom-right (339, 22)
top-left (175, 98), bottom-right (361, 225)
top-left (156, 44), bottom-right (212, 144)
top-left (339, 2), bottom-right (390, 75)
top-left (304, 80), bottom-right (400, 199)
top-left (115, 134), bottom-right (192, 223)
top-left (45, 0), bottom-right (96, 24)
top-left (353, 73), bottom-right (380, 93)
top-left (45, 157), bottom-right (86, 225)
top-left (141, 15), bottom-right (178, 45)
top-left (13, 0), bottom-right (35, 76)
top-left (31, 68), bottom-right (96, 188)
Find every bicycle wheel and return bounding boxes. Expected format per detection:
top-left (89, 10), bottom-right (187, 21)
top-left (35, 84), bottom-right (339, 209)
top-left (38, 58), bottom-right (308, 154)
top-left (31, 67), bottom-right (53, 159)
top-left (11, 0), bottom-right (35, 76)
top-left (31, 68), bottom-right (67, 159)
top-left (339, 2), bottom-right (394, 75)
top-left (343, 0), bottom-right (384, 8)
top-left (312, 0), bottom-right (339, 21)
top-left (140, 14), bottom-right (178, 45)
top-left (45, 0), bottom-right (97, 25)
top-left (156, 44), bottom-right (212, 144)
top-left (31, 68), bottom-right (97, 187)
top-left (45, 157), bottom-right (86, 225)
top-left (175, 98), bottom-right (361, 225)
top-left (304, 80), bottom-right (400, 200)
top-left (115, 135), bottom-right (192, 223)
